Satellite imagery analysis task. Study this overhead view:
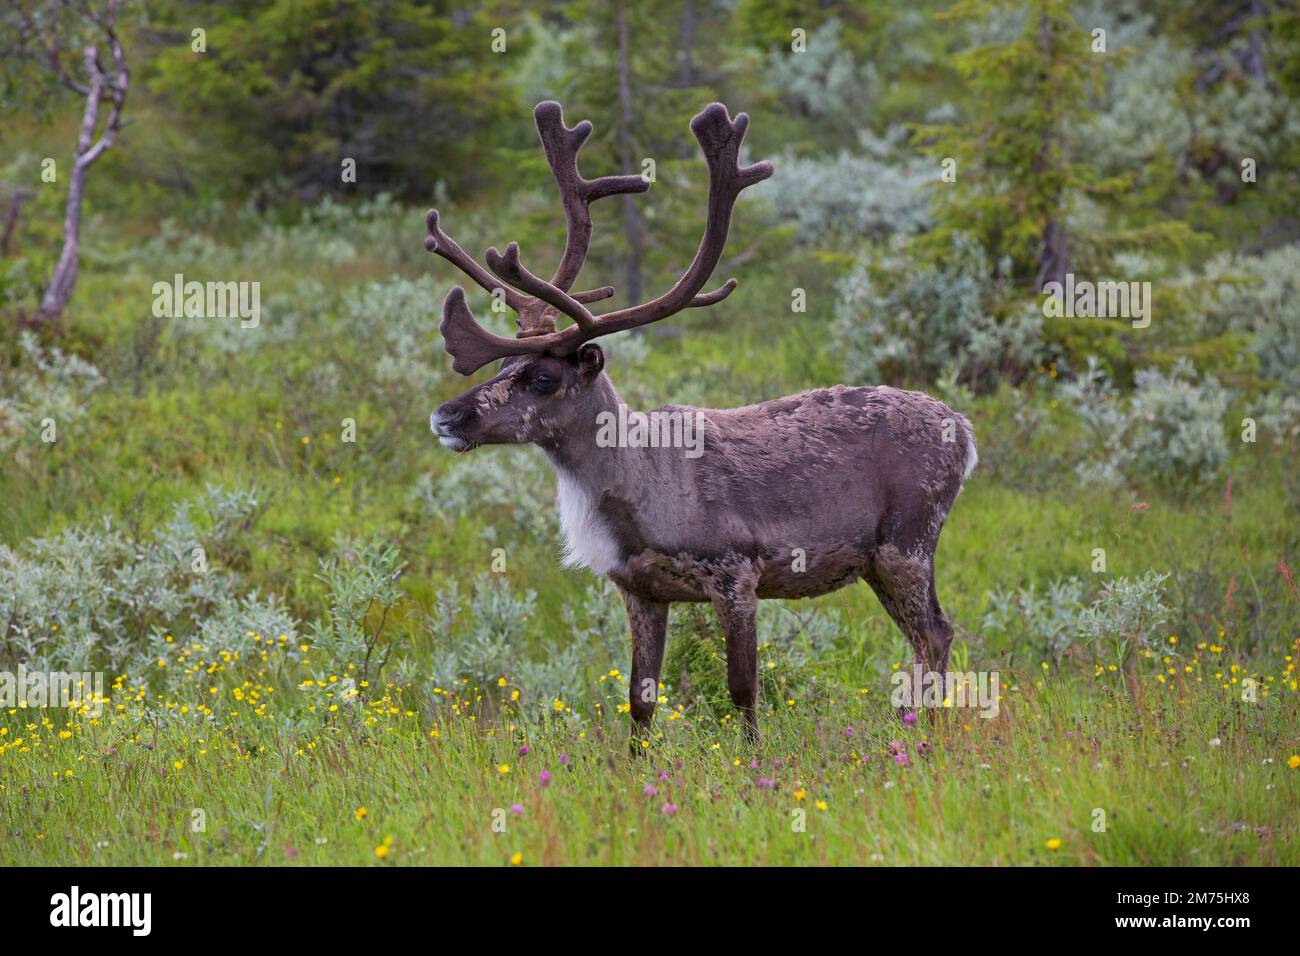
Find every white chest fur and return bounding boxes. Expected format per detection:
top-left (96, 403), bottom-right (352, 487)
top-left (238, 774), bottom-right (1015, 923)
top-left (554, 468), bottom-right (622, 575)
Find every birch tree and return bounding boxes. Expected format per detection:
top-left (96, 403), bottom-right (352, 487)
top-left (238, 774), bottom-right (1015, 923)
top-left (9, 0), bottom-right (129, 325)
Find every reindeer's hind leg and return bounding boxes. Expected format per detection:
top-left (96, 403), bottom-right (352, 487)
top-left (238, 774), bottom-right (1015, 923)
top-left (926, 567), bottom-right (955, 675)
top-left (618, 586), bottom-right (669, 753)
top-left (864, 544), bottom-right (953, 716)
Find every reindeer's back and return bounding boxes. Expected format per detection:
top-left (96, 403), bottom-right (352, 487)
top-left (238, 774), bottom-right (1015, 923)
top-left (682, 384), bottom-right (971, 504)
top-left (607, 385), bottom-right (976, 601)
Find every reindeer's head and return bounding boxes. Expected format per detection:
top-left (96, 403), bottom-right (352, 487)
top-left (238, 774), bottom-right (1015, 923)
top-left (427, 100), bottom-right (772, 452)
top-left (430, 346), bottom-right (609, 451)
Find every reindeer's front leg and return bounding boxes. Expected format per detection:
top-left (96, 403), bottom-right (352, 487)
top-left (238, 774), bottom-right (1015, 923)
top-left (701, 560), bottom-right (762, 745)
top-left (617, 585), bottom-right (668, 752)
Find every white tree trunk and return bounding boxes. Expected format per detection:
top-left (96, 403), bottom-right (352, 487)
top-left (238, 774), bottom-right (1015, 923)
top-left (35, 31), bottom-right (127, 325)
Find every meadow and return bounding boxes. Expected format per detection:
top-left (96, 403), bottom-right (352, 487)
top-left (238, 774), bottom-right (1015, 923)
top-left (1, 189), bottom-right (1296, 865)
top-left (2, 0), bottom-right (1298, 867)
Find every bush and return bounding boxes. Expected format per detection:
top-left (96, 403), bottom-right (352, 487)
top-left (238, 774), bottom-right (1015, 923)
top-left (768, 128), bottom-right (932, 242)
top-left (981, 577), bottom-right (1088, 663)
top-left (1126, 363), bottom-right (1232, 486)
top-left (663, 605), bottom-right (730, 718)
top-left (663, 602), bottom-right (839, 720)
top-left (1059, 358), bottom-right (1232, 490)
top-left (409, 447), bottom-right (557, 545)
top-left (982, 571), bottom-right (1172, 671)
top-left (309, 535), bottom-right (407, 685)
top-left (428, 576), bottom-right (626, 716)
top-left (0, 486), bottom-right (264, 680)
top-left (0, 332), bottom-right (102, 461)
top-left (763, 18), bottom-right (880, 134)
top-left (833, 233), bottom-right (1044, 390)
top-left (1076, 571), bottom-right (1171, 667)
top-left (1188, 244), bottom-right (1300, 396)
top-left (340, 273), bottom-right (445, 400)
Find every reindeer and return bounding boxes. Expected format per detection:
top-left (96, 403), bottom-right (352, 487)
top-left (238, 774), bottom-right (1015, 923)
top-left (427, 101), bottom-right (977, 744)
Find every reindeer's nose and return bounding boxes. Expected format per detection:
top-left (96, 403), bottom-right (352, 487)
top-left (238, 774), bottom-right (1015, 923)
top-left (431, 402), bottom-right (474, 451)
top-left (431, 402), bottom-right (469, 434)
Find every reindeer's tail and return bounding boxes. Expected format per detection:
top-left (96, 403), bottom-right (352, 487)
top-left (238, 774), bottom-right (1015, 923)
top-left (959, 415), bottom-right (979, 482)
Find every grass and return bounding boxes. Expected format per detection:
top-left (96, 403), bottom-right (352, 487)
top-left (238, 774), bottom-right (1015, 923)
top-left (3, 659), bottom-right (1296, 866)
top-left (3, 457), bottom-right (1298, 866)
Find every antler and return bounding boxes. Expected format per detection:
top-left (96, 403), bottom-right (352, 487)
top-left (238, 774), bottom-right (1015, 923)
top-left (432, 102), bottom-right (773, 376)
top-left (532, 100), bottom-right (649, 313)
top-left (425, 100), bottom-right (649, 342)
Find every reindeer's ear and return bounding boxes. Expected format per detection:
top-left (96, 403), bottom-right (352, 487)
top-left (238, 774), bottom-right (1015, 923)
top-left (575, 343), bottom-right (605, 382)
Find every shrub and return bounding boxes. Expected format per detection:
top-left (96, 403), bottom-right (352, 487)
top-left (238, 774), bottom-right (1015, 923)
top-left (768, 128), bottom-right (932, 242)
top-left (340, 274), bottom-right (445, 399)
top-left (409, 447), bottom-right (556, 544)
top-left (1257, 391), bottom-right (1300, 447)
top-left (833, 233), bottom-right (1043, 390)
top-left (763, 18), bottom-right (880, 131)
top-left (1190, 244), bottom-right (1300, 396)
top-left (663, 605), bottom-right (730, 718)
top-left (238, 194), bottom-right (428, 270)
top-left (309, 535), bottom-right (407, 685)
top-left (981, 571), bottom-right (1172, 670)
top-left (663, 602), bottom-right (839, 719)
top-left (428, 576), bottom-right (625, 715)
top-left (1059, 358), bottom-right (1232, 490)
top-left (0, 332), bottom-right (103, 461)
top-left (981, 577), bottom-right (1088, 663)
top-left (1076, 571), bottom-right (1171, 667)
top-left (0, 486), bottom-right (263, 680)
top-left (1126, 363), bottom-right (1232, 486)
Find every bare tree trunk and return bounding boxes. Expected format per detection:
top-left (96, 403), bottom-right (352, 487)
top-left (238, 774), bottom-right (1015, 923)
top-left (29, 7), bottom-right (129, 325)
top-left (1, 188), bottom-right (30, 256)
top-left (679, 0), bottom-right (696, 87)
top-left (37, 50), bottom-right (104, 322)
top-left (1243, 0), bottom-right (1266, 79)
top-left (1033, 10), bottom-right (1067, 291)
top-left (615, 0), bottom-right (643, 307)
top-left (1035, 220), bottom-right (1068, 291)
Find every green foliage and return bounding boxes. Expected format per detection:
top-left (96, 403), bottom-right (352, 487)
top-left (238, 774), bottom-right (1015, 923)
top-left (1076, 570), bottom-right (1171, 667)
top-left (982, 570), bottom-right (1181, 671)
top-left (310, 535), bottom-right (407, 685)
top-left (833, 232), bottom-right (1044, 390)
top-left (768, 126), bottom-right (933, 242)
top-left (663, 605), bottom-right (730, 717)
top-left (0, 486), bottom-right (265, 678)
top-left (1059, 358), bottom-right (1232, 490)
top-left (145, 0), bottom-right (522, 199)
top-left (0, 331), bottom-right (103, 461)
top-left (664, 602), bottom-right (842, 719)
top-left (915, 0), bottom-right (1103, 282)
top-left (982, 576), bottom-right (1087, 662)
top-left (428, 576), bottom-right (630, 713)
top-left (1182, 246), bottom-right (1300, 394)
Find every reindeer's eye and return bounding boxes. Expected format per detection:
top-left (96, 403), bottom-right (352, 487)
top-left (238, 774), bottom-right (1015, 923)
top-left (530, 371), bottom-right (558, 395)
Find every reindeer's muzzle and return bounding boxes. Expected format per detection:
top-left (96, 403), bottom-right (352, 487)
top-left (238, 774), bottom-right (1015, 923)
top-left (430, 402), bottom-right (474, 452)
